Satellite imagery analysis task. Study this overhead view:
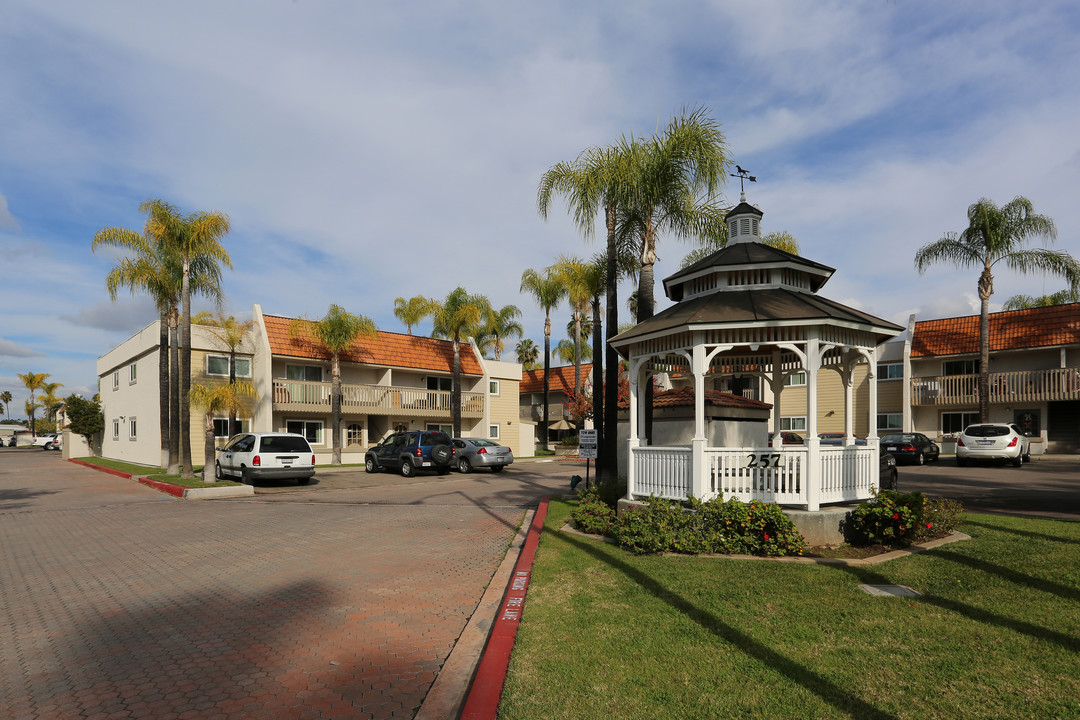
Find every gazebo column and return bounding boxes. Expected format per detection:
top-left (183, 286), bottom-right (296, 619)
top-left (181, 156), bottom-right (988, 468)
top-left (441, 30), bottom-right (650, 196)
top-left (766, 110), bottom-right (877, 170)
top-left (805, 333), bottom-right (822, 511)
top-left (626, 355), bottom-right (642, 500)
top-left (866, 346), bottom-right (880, 452)
top-left (690, 344), bottom-right (707, 500)
top-left (769, 349), bottom-right (784, 449)
top-left (841, 364), bottom-right (854, 445)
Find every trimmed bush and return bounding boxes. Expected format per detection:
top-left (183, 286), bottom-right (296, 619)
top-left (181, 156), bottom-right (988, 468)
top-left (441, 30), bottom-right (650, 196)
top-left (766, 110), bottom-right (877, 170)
top-left (570, 494), bottom-right (616, 535)
top-left (843, 490), bottom-right (964, 547)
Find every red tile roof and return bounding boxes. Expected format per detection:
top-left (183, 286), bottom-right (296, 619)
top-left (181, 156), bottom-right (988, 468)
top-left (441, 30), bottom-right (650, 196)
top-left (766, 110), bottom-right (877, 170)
top-left (619, 387), bottom-right (772, 410)
top-left (521, 364), bottom-right (594, 394)
top-left (911, 303), bottom-right (1080, 357)
top-left (263, 314), bottom-right (484, 375)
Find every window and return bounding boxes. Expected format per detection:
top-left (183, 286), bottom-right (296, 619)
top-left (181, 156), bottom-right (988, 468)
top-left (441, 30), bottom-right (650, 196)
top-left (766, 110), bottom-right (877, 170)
top-left (112, 371), bottom-right (119, 390)
top-left (427, 377), bottom-right (452, 392)
top-left (112, 420), bottom-right (120, 440)
top-left (489, 380), bottom-right (500, 395)
top-left (233, 357), bottom-right (252, 378)
top-left (942, 359), bottom-right (978, 376)
top-left (346, 423), bottom-right (363, 446)
top-left (877, 413), bottom-right (903, 431)
top-left (942, 411), bottom-right (979, 435)
top-left (213, 418), bottom-right (250, 439)
top-left (426, 423), bottom-right (453, 435)
top-left (877, 363), bottom-right (902, 380)
top-left (286, 365), bottom-right (322, 382)
top-left (489, 424), bottom-right (500, 439)
top-left (781, 416), bottom-right (806, 431)
top-left (128, 417), bottom-right (137, 440)
top-left (129, 363), bottom-right (137, 384)
top-left (207, 355), bottom-right (230, 377)
top-left (286, 420), bottom-right (323, 444)
top-left (784, 372), bottom-right (806, 387)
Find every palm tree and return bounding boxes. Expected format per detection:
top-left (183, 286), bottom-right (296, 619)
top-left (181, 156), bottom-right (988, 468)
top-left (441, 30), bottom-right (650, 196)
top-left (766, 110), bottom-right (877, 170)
top-left (17, 371), bottom-right (48, 438)
top-left (679, 227), bottom-right (801, 268)
top-left (515, 339), bottom-right (540, 370)
top-left (189, 380), bottom-right (257, 482)
top-left (432, 288), bottom-right (490, 437)
top-left (1003, 288), bottom-right (1080, 310)
top-left (555, 338), bottom-right (593, 365)
top-left (552, 255), bottom-right (594, 399)
top-left (289, 304), bottom-right (377, 465)
top-left (393, 296), bottom-right (439, 335)
top-left (162, 206), bottom-right (233, 478)
top-left (915, 196), bottom-right (1079, 422)
top-left (539, 143), bottom-right (639, 478)
top-left (39, 381), bottom-right (64, 430)
top-left (478, 304), bottom-right (523, 361)
top-left (193, 312), bottom-right (255, 438)
top-left (1, 390), bottom-right (12, 420)
top-left (93, 199), bottom-right (225, 473)
top-left (520, 267), bottom-right (568, 451)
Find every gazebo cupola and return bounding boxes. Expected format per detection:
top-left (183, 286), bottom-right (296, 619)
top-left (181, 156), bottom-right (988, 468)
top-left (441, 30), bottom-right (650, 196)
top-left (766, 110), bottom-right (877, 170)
top-left (611, 188), bottom-right (904, 511)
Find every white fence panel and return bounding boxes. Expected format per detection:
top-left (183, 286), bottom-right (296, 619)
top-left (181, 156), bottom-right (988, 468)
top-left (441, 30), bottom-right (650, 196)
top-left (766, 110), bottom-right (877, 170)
top-left (707, 447), bottom-right (806, 505)
top-left (632, 447), bottom-right (692, 500)
top-left (818, 446), bottom-right (877, 504)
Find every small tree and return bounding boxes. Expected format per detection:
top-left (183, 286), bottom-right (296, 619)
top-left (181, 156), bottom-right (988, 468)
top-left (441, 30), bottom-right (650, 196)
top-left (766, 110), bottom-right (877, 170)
top-left (64, 394), bottom-right (104, 456)
top-left (189, 381), bottom-right (257, 482)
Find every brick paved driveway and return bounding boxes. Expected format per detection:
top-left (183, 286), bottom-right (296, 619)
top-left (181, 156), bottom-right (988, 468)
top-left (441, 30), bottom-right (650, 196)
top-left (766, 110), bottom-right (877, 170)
top-left (0, 451), bottom-right (569, 720)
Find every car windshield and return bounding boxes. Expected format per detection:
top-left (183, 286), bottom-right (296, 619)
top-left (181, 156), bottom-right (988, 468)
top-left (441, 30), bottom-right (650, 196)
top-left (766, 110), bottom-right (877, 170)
top-left (259, 436), bottom-right (311, 453)
top-left (471, 439), bottom-right (499, 447)
top-left (964, 425), bottom-right (1010, 438)
top-left (422, 432), bottom-right (451, 445)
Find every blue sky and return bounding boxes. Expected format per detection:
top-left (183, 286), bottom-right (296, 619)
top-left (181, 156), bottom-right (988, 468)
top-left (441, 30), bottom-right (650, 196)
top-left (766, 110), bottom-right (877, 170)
top-left (2, 1), bottom-right (1079, 410)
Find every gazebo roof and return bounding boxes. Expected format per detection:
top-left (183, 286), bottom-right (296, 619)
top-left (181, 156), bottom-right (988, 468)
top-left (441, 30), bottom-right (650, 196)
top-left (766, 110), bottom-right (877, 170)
top-left (611, 287), bottom-right (904, 351)
top-left (663, 242), bottom-right (836, 300)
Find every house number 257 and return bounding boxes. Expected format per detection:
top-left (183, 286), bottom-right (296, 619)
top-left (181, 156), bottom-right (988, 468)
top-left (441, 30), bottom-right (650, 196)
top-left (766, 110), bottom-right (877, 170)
top-left (746, 453), bottom-right (781, 468)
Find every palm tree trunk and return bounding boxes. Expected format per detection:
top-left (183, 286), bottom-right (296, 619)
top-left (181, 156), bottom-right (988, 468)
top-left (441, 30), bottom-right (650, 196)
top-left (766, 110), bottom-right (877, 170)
top-left (180, 260), bottom-right (193, 478)
top-left (573, 309), bottom-right (582, 398)
top-left (978, 267), bottom-right (993, 423)
top-left (168, 308), bottom-right (180, 475)
top-left (331, 353), bottom-right (342, 465)
top-left (203, 413), bottom-right (216, 483)
top-left (591, 295), bottom-right (604, 480)
top-left (542, 316), bottom-right (551, 452)
top-left (228, 347), bottom-right (237, 438)
top-left (159, 311), bottom-right (169, 468)
top-left (602, 204), bottom-right (619, 481)
top-left (452, 336), bottom-right (463, 437)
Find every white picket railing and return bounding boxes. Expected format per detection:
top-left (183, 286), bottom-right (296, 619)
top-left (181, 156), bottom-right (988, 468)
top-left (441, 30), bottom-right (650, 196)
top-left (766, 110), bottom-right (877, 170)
top-left (272, 380), bottom-right (484, 417)
top-left (911, 366), bottom-right (1080, 406)
top-left (631, 447), bottom-right (692, 500)
top-left (629, 444), bottom-right (878, 508)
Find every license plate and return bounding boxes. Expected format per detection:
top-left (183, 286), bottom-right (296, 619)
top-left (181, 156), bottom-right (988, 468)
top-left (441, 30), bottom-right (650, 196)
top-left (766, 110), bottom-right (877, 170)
top-left (976, 439), bottom-right (994, 445)
top-left (422, 461), bottom-right (432, 467)
top-left (886, 446), bottom-right (897, 452)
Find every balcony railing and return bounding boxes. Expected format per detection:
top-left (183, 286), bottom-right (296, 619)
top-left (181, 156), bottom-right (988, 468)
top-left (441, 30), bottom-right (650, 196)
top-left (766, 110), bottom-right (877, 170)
top-left (519, 403), bottom-right (567, 421)
top-left (273, 380), bottom-right (484, 418)
top-left (911, 366), bottom-right (1080, 407)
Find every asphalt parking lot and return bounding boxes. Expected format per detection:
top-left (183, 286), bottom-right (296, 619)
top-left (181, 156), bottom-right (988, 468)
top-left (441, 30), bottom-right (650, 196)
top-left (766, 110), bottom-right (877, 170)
top-left (893, 454), bottom-right (1080, 520)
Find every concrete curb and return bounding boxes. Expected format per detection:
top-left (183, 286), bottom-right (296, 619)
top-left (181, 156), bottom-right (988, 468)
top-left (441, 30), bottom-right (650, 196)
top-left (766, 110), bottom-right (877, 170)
top-left (456, 497), bottom-right (550, 720)
top-left (67, 459), bottom-right (253, 499)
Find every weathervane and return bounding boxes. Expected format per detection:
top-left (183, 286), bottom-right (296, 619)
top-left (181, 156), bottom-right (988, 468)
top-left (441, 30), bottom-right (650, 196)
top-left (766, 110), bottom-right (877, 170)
top-left (731, 165), bottom-right (756, 201)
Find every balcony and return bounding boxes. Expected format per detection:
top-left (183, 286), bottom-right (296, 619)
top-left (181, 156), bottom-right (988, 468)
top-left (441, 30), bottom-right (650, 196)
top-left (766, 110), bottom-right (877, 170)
top-left (273, 380), bottom-right (484, 418)
top-left (911, 367), bottom-right (1080, 407)
top-left (519, 403), bottom-right (567, 422)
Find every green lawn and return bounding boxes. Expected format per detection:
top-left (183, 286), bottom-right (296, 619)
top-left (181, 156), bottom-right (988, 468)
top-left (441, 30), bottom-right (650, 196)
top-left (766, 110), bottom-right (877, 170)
top-left (499, 499), bottom-right (1080, 720)
top-left (73, 457), bottom-right (243, 488)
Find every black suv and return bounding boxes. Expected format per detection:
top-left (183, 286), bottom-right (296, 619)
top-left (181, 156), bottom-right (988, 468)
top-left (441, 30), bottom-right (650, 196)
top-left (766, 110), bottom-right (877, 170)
top-left (365, 430), bottom-right (455, 476)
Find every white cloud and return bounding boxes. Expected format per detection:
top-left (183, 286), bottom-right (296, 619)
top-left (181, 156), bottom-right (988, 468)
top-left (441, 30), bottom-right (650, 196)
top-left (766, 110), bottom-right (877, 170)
top-left (0, 338), bottom-right (43, 358)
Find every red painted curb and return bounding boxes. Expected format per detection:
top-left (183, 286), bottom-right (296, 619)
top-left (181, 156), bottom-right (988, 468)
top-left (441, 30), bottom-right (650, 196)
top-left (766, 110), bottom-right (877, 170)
top-left (459, 496), bottom-right (550, 720)
top-left (67, 459), bottom-right (134, 479)
top-left (138, 478), bottom-right (186, 498)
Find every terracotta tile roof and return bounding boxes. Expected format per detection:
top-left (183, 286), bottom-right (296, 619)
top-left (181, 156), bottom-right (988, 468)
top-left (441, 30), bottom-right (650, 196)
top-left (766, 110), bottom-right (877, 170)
top-left (618, 387), bottom-right (772, 410)
top-left (263, 314), bottom-right (484, 375)
top-left (520, 364), bottom-right (593, 394)
top-left (911, 303), bottom-right (1080, 357)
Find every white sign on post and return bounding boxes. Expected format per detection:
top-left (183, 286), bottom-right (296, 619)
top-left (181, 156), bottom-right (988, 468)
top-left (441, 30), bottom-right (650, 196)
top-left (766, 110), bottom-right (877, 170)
top-left (578, 428), bottom-right (598, 459)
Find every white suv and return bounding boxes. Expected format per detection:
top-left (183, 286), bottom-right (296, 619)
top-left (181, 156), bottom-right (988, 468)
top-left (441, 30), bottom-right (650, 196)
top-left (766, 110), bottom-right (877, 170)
top-left (216, 432), bottom-right (316, 484)
top-left (956, 423), bottom-right (1031, 467)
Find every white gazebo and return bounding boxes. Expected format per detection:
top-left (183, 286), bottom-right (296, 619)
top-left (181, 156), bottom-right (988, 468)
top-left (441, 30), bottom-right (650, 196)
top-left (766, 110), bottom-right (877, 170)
top-left (611, 197), bottom-right (904, 511)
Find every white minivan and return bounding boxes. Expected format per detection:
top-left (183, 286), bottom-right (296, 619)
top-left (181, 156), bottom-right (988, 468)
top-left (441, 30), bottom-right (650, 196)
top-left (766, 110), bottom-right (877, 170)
top-left (216, 432), bottom-right (316, 484)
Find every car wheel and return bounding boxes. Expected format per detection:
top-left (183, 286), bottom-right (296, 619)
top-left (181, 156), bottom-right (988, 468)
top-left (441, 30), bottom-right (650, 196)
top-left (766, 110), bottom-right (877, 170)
top-left (400, 461), bottom-right (415, 478)
top-left (491, 465), bottom-right (505, 473)
top-left (215, 462), bottom-right (224, 480)
top-left (365, 456), bottom-right (378, 473)
top-left (298, 478), bottom-right (310, 485)
top-left (1011, 455), bottom-right (1023, 467)
top-left (916, 452), bottom-right (924, 466)
top-left (44, 442), bottom-right (54, 451)
top-left (1023, 452), bottom-right (1031, 462)
top-left (431, 444), bottom-right (451, 465)
top-left (241, 467), bottom-right (252, 484)
top-left (458, 457), bottom-right (472, 474)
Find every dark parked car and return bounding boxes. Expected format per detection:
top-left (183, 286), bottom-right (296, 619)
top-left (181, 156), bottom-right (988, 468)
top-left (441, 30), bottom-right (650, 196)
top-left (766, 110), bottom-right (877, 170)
top-left (818, 432), bottom-right (867, 446)
top-left (365, 430), bottom-right (455, 477)
top-left (768, 431), bottom-right (804, 446)
top-left (880, 433), bottom-right (940, 465)
top-left (879, 447), bottom-right (897, 490)
top-left (452, 437), bottom-right (513, 473)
